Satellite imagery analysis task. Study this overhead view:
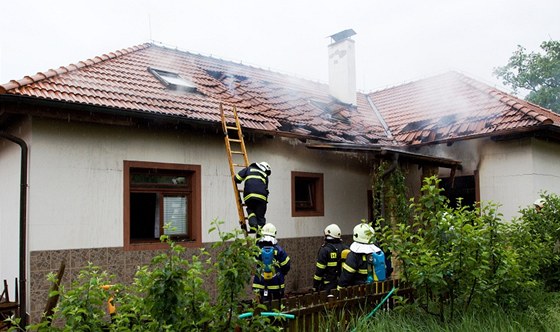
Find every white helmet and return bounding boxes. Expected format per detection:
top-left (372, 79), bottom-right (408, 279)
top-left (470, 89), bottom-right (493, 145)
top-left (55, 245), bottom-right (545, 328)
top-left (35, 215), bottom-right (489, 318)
top-left (257, 161), bottom-right (271, 175)
top-left (261, 223), bottom-right (277, 237)
top-left (534, 198), bottom-right (545, 209)
top-left (324, 224), bottom-right (342, 239)
top-left (353, 223), bottom-right (374, 244)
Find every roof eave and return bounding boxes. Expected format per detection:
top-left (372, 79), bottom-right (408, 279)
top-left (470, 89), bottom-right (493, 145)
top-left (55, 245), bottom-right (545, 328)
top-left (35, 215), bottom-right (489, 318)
top-left (305, 142), bottom-right (461, 169)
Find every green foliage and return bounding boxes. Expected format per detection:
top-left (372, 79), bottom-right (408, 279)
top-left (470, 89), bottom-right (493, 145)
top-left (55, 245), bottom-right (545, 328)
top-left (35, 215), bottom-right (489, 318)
top-left (352, 290), bottom-right (560, 332)
top-left (17, 220), bottom-right (281, 332)
top-left (494, 40), bottom-right (560, 113)
top-left (377, 176), bottom-right (525, 321)
top-left (507, 192), bottom-right (560, 292)
top-left (371, 161), bottom-right (411, 228)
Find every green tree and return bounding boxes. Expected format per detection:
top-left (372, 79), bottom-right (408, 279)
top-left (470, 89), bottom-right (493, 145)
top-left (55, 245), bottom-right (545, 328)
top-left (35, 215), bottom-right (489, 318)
top-left (494, 40), bottom-right (560, 113)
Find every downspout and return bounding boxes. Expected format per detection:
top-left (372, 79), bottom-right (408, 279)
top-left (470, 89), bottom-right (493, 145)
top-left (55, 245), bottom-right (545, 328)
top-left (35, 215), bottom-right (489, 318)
top-left (0, 131), bottom-right (28, 327)
top-left (380, 152), bottom-right (399, 218)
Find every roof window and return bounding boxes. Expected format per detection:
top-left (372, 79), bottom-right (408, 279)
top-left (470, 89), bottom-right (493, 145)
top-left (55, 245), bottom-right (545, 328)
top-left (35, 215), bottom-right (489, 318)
top-left (149, 67), bottom-right (196, 92)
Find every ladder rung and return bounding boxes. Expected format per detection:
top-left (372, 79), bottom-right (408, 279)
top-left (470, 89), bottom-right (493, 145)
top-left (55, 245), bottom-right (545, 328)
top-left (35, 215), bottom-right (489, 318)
top-left (226, 126), bottom-right (238, 130)
top-left (233, 163), bottom-right (245, 167)
top-left (228, 139), bottom-right (242, 143)
top-left (232, 151), bottom-right (244, 154)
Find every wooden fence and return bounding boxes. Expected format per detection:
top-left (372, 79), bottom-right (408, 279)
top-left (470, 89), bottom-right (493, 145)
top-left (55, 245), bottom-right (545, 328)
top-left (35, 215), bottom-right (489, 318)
top-left (259, 279), bottom-right (414, 331)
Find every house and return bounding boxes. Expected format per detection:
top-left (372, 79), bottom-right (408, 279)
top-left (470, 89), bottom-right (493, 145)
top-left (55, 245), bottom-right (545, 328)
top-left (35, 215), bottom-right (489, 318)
top-left (1, 32), bottom-right (559, 322)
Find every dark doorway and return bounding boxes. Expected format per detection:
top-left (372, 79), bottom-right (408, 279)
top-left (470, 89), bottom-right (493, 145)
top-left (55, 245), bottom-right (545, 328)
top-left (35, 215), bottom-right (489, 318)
top-left (441, 175), bottom-right (476, 208)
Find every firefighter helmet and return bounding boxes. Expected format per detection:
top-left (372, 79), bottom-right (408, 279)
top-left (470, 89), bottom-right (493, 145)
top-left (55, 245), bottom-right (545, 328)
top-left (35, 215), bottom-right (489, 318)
top-left (324, 224), bottom-right (342, 239)
top-left (534, 198), bottom-right (546, 209)
top-left (257, 161), bottom-right (271, 175)
top-left (261, 223), bottom-right (277, 237)
top-left (353, 223), bottom-right (374, 244)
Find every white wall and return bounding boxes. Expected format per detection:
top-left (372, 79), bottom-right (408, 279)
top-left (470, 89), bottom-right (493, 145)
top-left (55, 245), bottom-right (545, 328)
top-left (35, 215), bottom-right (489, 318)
top-left (28, 118), bottom-right (370, 251)
top-left (0, 122), bottom-right (30, 283)
top-left (419, 137), bottom-right (560, 221)
top-left (479, 137), bottom-right (560, 220)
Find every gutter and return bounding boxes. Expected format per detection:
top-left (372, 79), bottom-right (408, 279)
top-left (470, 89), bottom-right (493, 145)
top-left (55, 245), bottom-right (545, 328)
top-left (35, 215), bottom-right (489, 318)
top-left (0, 131), bottom-right (28, 327)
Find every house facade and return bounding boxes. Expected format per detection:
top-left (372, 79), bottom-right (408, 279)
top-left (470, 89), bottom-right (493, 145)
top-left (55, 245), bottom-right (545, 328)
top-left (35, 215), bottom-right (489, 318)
top-left (1, 35), bottom-right (559, 322)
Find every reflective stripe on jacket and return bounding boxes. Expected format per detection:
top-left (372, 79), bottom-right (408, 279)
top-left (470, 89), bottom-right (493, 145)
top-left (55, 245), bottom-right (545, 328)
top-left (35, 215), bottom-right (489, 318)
top-left (235, 163), bottom-right (269, 202)
top-left (313, 240), bottom-right (349, 289)
top-left (338, 251), bottom-right (369, 287)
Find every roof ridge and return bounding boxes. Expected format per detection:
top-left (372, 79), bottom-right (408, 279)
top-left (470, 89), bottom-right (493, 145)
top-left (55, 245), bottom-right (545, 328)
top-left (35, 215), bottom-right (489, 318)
top-left (0, 43), bottom-right (151, 94)
top-left (149, 42), bottom-right (329, 91)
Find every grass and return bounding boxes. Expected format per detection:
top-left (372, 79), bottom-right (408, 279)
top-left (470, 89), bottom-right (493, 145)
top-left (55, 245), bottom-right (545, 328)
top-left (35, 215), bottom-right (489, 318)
top-left (329, 292), bottom-right (560, 332)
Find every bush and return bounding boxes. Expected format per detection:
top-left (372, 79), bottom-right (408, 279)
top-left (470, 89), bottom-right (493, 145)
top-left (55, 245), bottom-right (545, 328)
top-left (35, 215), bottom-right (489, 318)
top-left (11, 220), bottom-right (282, 332)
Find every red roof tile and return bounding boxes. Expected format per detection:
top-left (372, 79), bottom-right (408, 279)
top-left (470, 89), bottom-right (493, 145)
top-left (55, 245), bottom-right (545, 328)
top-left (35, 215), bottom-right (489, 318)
top-left (1, 45), bottom-right (558, 147)
top-left (0, 43), bottom-right (388, 145)
top-left (367, 72), bottom-right (560, 144)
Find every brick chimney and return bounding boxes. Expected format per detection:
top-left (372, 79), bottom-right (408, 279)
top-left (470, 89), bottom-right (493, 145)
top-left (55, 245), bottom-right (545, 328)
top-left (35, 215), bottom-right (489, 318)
top-left (328, 29), bottom-right (357, 105)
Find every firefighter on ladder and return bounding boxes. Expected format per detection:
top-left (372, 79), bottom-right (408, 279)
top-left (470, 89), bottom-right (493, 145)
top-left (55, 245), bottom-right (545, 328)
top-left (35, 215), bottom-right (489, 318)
top-left (235, 161), bottom-right (271, 233)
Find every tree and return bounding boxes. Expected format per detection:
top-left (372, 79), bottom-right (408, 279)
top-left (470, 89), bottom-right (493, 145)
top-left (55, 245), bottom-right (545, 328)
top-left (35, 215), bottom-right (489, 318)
top-left (494, 40), bottom-right (560, 113)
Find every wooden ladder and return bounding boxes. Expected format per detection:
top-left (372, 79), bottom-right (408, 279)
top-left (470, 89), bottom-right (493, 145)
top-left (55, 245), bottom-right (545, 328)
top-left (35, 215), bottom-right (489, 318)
top-left (220, 103), bottom-right (250, 235)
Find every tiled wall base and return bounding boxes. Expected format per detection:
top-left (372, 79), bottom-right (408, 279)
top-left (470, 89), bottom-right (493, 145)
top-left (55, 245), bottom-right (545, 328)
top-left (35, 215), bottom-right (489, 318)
top-left (28, 235), bottom-right (351, 323)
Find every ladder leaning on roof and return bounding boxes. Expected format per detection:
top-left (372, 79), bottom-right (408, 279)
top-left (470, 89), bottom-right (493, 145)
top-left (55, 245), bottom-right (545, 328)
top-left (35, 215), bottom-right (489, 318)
top-left (220, 103), bottom-right (250, 236)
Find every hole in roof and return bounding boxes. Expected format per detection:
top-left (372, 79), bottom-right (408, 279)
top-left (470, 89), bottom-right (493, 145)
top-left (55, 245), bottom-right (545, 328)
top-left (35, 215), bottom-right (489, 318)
top-left (149, 67), bottom-right (196, 92)
top-left (309, 99), bottom-right (350, 124)
top-left (205, 70), bottom-right (248, 82)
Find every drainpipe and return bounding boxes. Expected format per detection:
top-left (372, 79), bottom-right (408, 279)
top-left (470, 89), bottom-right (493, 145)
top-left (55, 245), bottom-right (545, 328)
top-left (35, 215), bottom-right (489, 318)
top-left (380, 152), bottom-right (399, 218)
top-left (0, 131), bottom-right (28, 327)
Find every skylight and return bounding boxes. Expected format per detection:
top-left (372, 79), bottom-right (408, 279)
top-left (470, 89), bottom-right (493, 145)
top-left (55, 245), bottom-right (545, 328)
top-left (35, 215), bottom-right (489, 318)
top-left (149, 67), bottom-right (196, 92)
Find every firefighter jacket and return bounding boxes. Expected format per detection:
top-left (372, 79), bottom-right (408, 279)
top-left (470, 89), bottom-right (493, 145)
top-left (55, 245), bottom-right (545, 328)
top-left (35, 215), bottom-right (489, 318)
top-left (235, 163), bottom-right (269, 202)
top-left (338, 251), bottom-right (370, 287)
top-left (313, 239), bottom-right (349, 291)
top-left (252, 239), bottom-right (291, 294)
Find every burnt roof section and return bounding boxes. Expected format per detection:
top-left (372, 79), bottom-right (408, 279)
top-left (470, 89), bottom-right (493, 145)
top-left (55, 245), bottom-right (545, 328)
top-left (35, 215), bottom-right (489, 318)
top-left (1, 45), bottom-right (559, 148)
top-left (367, 72), bottom-right (560, 145)
top-left (0, 43), bottom-right (388, 145)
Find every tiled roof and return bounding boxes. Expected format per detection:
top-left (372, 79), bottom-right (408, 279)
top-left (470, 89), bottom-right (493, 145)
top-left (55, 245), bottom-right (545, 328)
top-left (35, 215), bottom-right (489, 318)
top-left (1, 44), bottom-right (558, 147)
top-left (0, 43), bottom-right (389, 145)
top-left (367, 72), bottom-right (560, 145)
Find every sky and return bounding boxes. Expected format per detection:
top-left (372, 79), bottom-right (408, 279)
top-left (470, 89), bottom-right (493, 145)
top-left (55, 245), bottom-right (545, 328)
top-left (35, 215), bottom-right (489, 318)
top-left (1, 0), bottom-right (559, 95)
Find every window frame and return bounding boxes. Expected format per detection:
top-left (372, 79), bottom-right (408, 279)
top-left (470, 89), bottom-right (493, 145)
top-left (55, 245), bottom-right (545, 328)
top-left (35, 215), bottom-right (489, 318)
top-left (124, 160), bottom-right (201, 251)
top-left (148, 67), bottom-right (196, 92)
top-left (291, 171), bottom-right (324, 217)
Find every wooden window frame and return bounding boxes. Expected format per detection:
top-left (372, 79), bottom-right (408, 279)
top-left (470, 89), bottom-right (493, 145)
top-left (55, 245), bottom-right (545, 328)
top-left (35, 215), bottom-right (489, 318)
top-left (291, 171), bottom-right (324, 217)
top-left (124, 160), bottom-right (201, 251)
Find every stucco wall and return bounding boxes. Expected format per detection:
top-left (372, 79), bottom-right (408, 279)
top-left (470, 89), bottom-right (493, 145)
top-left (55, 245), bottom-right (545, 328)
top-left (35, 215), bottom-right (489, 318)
top-left (478, 137), bottom-right (560, 220)
top-left (420, 137), bottom-right (560, 221)
top-left (22, 117), bottom-right (371, 322)
top-left (28, 118), bottom-right (370, 251)
top-left (0, 122), bottom-right (30, 284)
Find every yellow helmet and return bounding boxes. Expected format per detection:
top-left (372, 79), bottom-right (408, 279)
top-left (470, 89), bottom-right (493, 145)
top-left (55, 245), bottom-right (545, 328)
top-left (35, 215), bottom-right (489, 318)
top-left (353, 223), bottom-right (374, 244)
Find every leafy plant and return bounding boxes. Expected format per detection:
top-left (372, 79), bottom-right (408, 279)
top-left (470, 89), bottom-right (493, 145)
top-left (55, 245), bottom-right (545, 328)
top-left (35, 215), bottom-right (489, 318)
top-left (14, 220), bottom-right (282, 331)
top-left (494, 40), bottom-right (560, 113)
top-left (377, 176), bottom-right (523, 321)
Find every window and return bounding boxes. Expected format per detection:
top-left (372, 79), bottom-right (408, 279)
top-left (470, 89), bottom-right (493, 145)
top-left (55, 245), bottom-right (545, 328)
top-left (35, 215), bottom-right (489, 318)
top-left (148, 67), bottom-right (196, 92)
top-left (291, 171), bottom-right (324, 217)
top-left (124, 161), bottom-right (201, 250)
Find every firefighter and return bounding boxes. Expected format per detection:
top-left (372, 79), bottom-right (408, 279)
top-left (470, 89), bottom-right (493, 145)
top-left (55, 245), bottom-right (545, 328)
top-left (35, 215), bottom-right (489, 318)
top-left (235, 161), bottom-right (271, 233)
top-left (338, 223), bottom-right (390, 288)
top-left (534, 198), bottom-right (546, 213)
top-left (312, 224), bottom-right (350, 292)
top-left (252, 223), bottom-right (291, 303)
